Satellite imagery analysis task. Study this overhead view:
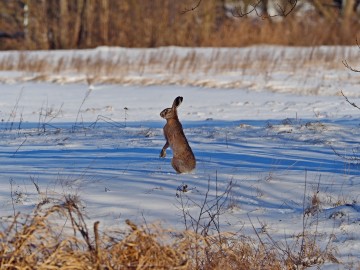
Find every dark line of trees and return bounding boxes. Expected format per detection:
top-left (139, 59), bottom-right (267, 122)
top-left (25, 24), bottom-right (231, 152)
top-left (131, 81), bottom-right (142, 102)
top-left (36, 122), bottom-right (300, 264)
top-left (0, 0), bottom-right (359, 50)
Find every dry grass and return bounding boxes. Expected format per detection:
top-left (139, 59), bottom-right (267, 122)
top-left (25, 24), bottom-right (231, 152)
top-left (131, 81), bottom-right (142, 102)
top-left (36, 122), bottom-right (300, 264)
top-left (0, 197), bottom-right (188, 269)
top-left (0, 191), bottom-right (341, 270)
top-left (1, 46), bottom-right (360, 88)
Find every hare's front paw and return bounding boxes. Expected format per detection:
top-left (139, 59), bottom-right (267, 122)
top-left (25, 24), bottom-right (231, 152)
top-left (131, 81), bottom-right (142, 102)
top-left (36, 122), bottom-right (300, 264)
top-left (160, 149), bottom-right (166, 158)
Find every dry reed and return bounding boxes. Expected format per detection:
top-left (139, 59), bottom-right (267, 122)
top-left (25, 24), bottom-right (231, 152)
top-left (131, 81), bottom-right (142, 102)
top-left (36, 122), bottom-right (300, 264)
top-left (0, 193), bottom-right (341, 269)
top-left (1, 46), bottom-right (360, 92)
top-left (0, 197), bottom-right (189, 270)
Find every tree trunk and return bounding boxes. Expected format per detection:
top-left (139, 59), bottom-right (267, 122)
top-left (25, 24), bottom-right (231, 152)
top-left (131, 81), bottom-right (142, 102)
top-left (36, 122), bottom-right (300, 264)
top-left (215, 0), bottom-right (227, 29)
top-left (342, 0), bottom-right (355, 32)
top-left (312, 0), bottom-right (334, 21)
top-left (342, 0), bottom-right (355, 18)
top-left (59, 0), bottom-right (68, 48)
top-left (100, 0), bottom-right (109, 44)
top-left (84, 0), bottom-right (95, 47)
top-left (72, 0), bottom-right (85, 48)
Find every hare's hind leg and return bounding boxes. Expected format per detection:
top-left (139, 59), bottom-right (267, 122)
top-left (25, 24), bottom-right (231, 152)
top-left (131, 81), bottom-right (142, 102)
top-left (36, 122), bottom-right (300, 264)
top-left (172, 157), bottom-right (195, 174)
top-left (172, 158), bottom-right (195, 174)
top-left (171, 158), bottom-right (182, 173)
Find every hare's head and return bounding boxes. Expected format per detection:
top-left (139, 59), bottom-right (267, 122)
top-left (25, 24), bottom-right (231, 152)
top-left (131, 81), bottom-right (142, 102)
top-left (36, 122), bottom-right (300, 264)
top-left (160, 96), bottom-right (183, 119)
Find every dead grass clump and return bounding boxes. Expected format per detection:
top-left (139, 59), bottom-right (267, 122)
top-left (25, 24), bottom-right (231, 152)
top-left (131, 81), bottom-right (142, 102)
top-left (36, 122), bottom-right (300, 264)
top-left (183, 233), bottom-right (282, 270)
top-left (0, 191), bottom-right (340, 269)
top-left (0, 207), bottom-right (93, 269)
top-left (0, 196), bottom-right (284, 270)
top-left (283, 232), bottom-right (339, 269)
top-left (0, 197), bottom-right (190, 270)
top-left (103, 220), bottom-right (188, 269)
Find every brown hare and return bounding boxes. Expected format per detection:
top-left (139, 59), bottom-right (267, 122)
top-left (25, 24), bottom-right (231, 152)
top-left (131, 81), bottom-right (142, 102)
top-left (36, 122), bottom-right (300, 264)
top-left (160, 96), bottom-right (196, 173)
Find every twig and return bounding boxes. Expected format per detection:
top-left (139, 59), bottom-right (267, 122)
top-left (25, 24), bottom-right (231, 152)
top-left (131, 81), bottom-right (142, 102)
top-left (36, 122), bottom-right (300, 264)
top-left (341, 90), bottom-right (360, 110)
top-left (89, 115), bottom-right (125, 128)
top-left (300, 170), bottom-right (308, 259)
top-left (94, 221), bottom-right (101, 266)
top-left (182, 0), bottom-right (298, 18)
top-left (30, 176), bottom-right (41, 194)
top-left (176, 175), bottom-right (233, 238)
top-left (232, 0), bottom-right (297, 19)
top-left (124, 107), bottom-right (128, 127)
top-left (277, 0), bottom-right (298, 17)
top-left (12, 137), bottom-right (27, 157)
top-left (64, 195), bottom-right (94, 251)
top-left (330, 144), bottom-right (360, 163)
top-left (342, 60), bottom-right (360, 72)
top-left (9, 179), bottom-right (16, 216)
top-left (73, 88), bottom-right (92, 132)
top-left (46, 103), bottom-right (64, 124)
top-left (181, 0), bottom-right (202, 14)
top-left (246, 214), bottom-right (269, 253)
top-left (232, 0), bottom-right (262, 18)
top-left (6, 89), bottom-right (23, 131)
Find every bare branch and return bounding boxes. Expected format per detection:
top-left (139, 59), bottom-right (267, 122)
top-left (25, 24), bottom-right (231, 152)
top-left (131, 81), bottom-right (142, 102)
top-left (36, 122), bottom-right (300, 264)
top-left (336, 90), bottom-right (360, 164)
top-left (343, 60), bottom-right (360, 72)
top-left (176, 176), bottom-right (233, 237)
top-left (30, 176), bottom-right (41, 194)
top-left (331, 145), bottom-right (360, 164)
top-left (232, 0), bottom-right (298, 19)
top-left (342, 37), bottom-right (360, 72)
top-left (341, 90), bottom-right (360, 110)
top-left (12, 137), bottom-right (27, 157)
top-left (183, 0), bottom-right (298, 19)
top-left (232, 0), bottom-right (262, 18)
top-left (181, 0), bottom-right (202, 14)
top-left (277, 0), bottom-right (298, 17)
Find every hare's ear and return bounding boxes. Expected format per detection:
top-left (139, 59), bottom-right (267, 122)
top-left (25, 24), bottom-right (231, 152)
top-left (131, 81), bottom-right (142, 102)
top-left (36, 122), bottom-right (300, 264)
top-left (172, 96), bottom-right (183, 109)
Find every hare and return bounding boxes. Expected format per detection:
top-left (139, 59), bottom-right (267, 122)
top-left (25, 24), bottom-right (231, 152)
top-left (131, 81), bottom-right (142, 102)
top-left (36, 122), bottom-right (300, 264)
top-left (160, 96), bottom-right (196, 173)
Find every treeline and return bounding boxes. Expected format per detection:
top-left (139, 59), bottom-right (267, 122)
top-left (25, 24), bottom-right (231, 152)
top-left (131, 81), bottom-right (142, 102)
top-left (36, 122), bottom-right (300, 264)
top-left (1, 0), bottom-right (360, 50)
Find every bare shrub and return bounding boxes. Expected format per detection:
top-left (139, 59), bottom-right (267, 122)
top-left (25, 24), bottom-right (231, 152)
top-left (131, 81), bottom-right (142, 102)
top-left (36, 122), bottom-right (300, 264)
top-left (183, 231), bottom-right (282, 270)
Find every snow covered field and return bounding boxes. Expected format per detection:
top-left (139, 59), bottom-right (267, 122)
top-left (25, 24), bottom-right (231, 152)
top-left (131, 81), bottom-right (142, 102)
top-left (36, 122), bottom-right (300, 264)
top-left (0, 46), bottom-right (360, 268)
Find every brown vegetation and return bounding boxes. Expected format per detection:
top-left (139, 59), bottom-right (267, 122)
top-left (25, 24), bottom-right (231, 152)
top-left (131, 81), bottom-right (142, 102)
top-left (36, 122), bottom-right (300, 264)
top-left (0, 1), bottom-right (360, 50)
top-left (1, 45), bottom-right (360, 90)
top-left (0, 175), bottom-right (345, 270)
top-left (0, 195), bottom-right (278, 269)
top-left (0, 194), bottom-right (338, 270)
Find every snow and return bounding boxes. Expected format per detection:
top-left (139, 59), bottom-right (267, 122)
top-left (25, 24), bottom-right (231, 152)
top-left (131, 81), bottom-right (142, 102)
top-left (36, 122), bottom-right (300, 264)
top-left (0, 46), bottom-right (360, 268)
